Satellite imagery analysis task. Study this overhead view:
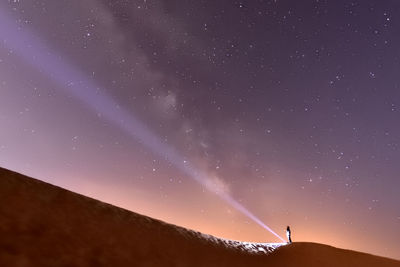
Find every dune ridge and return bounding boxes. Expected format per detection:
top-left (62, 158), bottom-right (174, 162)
top-left (0, 167), bottom-right (399, 266)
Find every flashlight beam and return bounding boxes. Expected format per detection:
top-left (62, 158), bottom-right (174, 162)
top-left (0, 8), bottom-right (286, 243)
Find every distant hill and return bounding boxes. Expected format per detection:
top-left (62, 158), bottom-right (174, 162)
top-left (1, 167), bottom-right (399, 266)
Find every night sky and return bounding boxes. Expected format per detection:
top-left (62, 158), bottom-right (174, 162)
top-left (1, 0), bottom-right (400, 259)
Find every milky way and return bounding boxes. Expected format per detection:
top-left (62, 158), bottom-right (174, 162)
top-left (0, 0), bottom-right (399, 259)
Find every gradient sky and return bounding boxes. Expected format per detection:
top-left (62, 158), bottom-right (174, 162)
top-left (1, 0), bottom-right (399, 260)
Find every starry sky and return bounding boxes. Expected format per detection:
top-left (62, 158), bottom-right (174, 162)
top-left (1, 0), bottom-right (399, 260)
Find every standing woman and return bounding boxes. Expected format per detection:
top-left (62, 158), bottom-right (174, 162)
top-left (286, 226), bottom-right (292, 243)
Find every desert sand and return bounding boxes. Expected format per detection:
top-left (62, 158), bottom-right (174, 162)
top-left (0, 167), bottom-right (399, 266)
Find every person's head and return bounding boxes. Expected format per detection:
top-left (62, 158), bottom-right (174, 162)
top-left (287, 226), bottom-right (290, 231)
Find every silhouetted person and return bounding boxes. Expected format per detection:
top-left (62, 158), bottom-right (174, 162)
top-left (286, 226), bottom-right (292, 243)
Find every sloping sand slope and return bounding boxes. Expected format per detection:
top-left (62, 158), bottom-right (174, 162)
top-left (0, 167), bottom-right (399, 267)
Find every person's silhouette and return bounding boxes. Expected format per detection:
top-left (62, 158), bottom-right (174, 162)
top-left (286, 226), bottom-right (292, 243)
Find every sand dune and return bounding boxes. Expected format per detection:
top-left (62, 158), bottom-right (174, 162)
top-left (0, 167), bottom-right (399, 266)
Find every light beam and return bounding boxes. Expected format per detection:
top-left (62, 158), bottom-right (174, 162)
top-left (0, 8), bottom-right (285, 242)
